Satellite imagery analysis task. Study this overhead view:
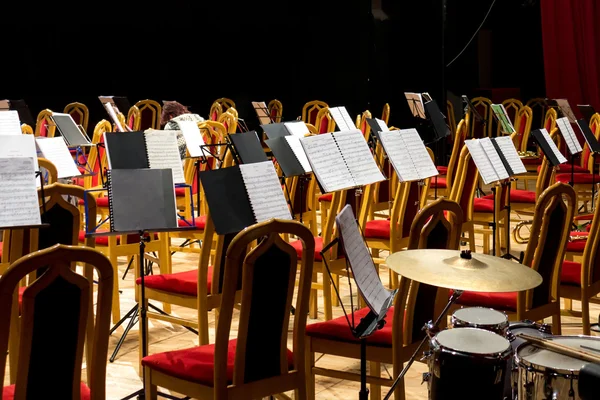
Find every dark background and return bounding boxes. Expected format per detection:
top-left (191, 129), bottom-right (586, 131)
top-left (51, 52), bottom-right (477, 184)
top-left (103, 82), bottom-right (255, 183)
top-left (2, 0), bottom-right (544, 131)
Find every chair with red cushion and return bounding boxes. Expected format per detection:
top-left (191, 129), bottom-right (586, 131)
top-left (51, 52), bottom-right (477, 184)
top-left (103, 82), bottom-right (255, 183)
top-left (467, 96), bottom-right (493, 138)
top-left (472, 179), bottom-right (509, 254)
top-left (0, 244), bottom-right (113, 399)
top-left (267, 99), bottom-right (283, 123)
top-left (64, 102), bottom-right (90, 133)
top-left (448, 145), bottom-right (479, 252)
top-left (34, 109), bottom-right (57, 138)
top-left (306, 198), bottom-right (464, 400)
top-left (134, 99), bottom-right (162, 130)
top-left (143, 219), bottom-right (315, 400)
top-left (301, 100), bottom-right (328, 127)
top-left (452, 182), bottom-right (577, 334)
top-left (126, 105), bottom-right (141, 131)
top-left (430, 119), bottom-right (468, 199)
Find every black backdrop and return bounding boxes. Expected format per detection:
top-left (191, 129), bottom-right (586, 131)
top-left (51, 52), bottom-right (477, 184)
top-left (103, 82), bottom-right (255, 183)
top-left (2, 0), bottom-right (544, 131)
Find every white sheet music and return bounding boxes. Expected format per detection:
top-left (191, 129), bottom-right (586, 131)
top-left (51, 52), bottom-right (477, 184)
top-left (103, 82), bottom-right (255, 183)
top-left (0, 157), bottom-right (41, 227)
top-left (284, 121), bottom-right (310, 137)
top-left (336, 204), bottom-right (389, 315)
top-left (176, 120), bottom-right (207, 158)
top-left (300, 133), bottom-right (354, 192)
top-left (374, 118), bottom-right (389, 132)
top-left (329, 106), bottom-right (356, 131)
top-left (103, 102), bottom-right (125, 132)
top-left (144, 130), bottom-right (186, 184)
top-left (0, 135), bottom-right (39, 171)
top-left (465, 139), bottom-right (500, 185)
top-left (556, 117), bottom-right (582, 155)
top-left (36, 137), bottom-right (81, 179)
top-left (239, 161), bottom-right (292, 222)
top-left (0, 110), bottom-right (21, 135)
top-left (493, 136), bottom-right (527, 175)
top-left (284, 136), bottom-right (312, 173)
top-left (538, 128), bottom-right (568, 164)
top-left (333, 130), bottom-right (385, 186)
top-left (379, 128), bottom-right (438, 182)
top-left (479, 138), bottom-right (510, 180)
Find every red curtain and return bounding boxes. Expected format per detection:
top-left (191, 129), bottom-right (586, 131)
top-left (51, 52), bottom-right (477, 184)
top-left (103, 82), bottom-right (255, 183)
top-left (541, 0), bottom-right (600, 115)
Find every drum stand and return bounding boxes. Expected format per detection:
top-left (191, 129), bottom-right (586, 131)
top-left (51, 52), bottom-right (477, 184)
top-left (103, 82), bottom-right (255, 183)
top-left (383, 289), bottom-right (464, 400)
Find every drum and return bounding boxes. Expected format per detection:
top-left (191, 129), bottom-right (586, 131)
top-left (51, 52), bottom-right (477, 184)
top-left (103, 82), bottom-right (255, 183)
top-left (515, 336), bottom-right (600, 400)
top-left (451, 307), bottom-right (510, 336)
top-left (427, 327), bottom-right (513, 400)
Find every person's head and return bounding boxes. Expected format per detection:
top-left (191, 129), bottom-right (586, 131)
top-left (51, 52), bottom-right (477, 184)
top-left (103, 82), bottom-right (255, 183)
top-left (161, 101), bottom-right (189, 125)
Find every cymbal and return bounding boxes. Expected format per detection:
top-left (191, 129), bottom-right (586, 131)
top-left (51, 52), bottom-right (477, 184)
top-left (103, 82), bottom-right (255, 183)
top-left (385, 249), bottom-right (542, 292)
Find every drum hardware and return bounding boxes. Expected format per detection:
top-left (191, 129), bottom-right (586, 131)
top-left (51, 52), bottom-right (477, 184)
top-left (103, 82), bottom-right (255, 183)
top-left (513, 220), bottom-right (533, 244)
top-left (451, 307), bottom-right (509, 336)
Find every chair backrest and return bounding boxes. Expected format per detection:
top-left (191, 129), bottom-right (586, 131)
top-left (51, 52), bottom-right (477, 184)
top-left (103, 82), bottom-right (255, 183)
top-left (218, 109), bottom-right (238, 134)
top-left (581, 195), bottom-right (600, 292)
top-left (63, 102), bottom-right (89, 132)
top-left (21, 123), bottom-right (33, 135)
top-left (214, 219), bottom-right (314, 399)
top-left (446, 100), bottom-right (457, 138)
top-left (134, 99), bottom-right (162, 130)
top-left (314, 107), bottom-right (335, 134)
top-left (543, 107), bottom-right (558, 133)
top-left (446, 119), bottom-right (468, 189)
top-left (126, 105), bottom-right (141, 131)
top-left (386, 180), bottom-right (421, 252)
top-left (358, 110), bottom-right (372, 141)
top-left (467, 97), bottom-right (493, 138)
top-left (215, 97), bottom-right (236, 113)
top-left (0, 244), bottom-right (113, 400)
top-left (38, 158), bottom-right (58, 185)
top-left (209, 101), bottom-right (223, 121)
top-left (525, 97), bottom-right (547, 130)
top-left (381, 103), bottom-right (390, 125)
top-left (449, 145), bottom-right (478, 222)
top-left (513, 105), bottom-right (533, 152)
top-left (268, 99), bottom-right (283, 123)
top-left (522, 182), bottom-right (575, 311)
top-left (35, 109), bottom-right (56, 138)
top-left (84, 120), bottom-right (111, 188)
top-left (497, 98), bottom-right (523, 137)
top-left (301, 100), bottom-right (328, 126)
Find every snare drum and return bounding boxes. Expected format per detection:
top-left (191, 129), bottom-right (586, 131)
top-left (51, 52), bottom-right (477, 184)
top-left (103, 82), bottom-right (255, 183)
top-left (427, 327), bottom-right (513, 400)
top-left (515, 336), bottom-right (600, 400)
top-left (451, 307), bottom-right (510, 336)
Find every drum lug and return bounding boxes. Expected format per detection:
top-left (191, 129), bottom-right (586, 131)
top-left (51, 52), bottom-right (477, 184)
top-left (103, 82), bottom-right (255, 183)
top-left (421, 372), bottom-right (431, 384)
top-left (538, 323), bottom-right (552, 335)
top-left (420, 350), bottom-right (432, 361)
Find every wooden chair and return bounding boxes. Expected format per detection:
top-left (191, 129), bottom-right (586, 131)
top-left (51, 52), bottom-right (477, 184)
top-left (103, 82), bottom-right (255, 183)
top-left (34, 109), bottom-right (56, 138)
top-left (301, 100), bottom-right (328, 127)
top-left (381, 103), bottom-right (390, 125)
top-left (218, 109), bottom-right (238, 134)
top-left (448, 146), bottom-right (479, 252)
top-left (357, 110), bottom-right (372, 141)
top-left (314, 107), bottom-right (335, 134)
top-left (0, 244), bottom-right (113, 399)
top-left (20, 124), bottom-right (33, 135)
top-left (446, 100), bottom-right (457, 138)
top-left (268, 99), bottom-right (283, 123)
top-left (467, 97), bottom-right (493, 138)
top-left (38, 158), bottom-right (58, 185)
top-left (143, 219), bottom-right (315, 400)
top-left (64, 102), bottom-right (89, 132)
top-left (135, 99), bottom-right (162, 130)
top-left (127, 105), bottom-right (142, 131)
top-left (209, 101), bottom-right (223, 121)
top-left (305, 198), bottom-right (463, 400)
top-left (513, 105), bottom-right (534, 151)
top-left (453, 182), bottom-right (577, 334)
top-left (472, 179), bottom-right (510, 255)
top-left (430, 119), bottom-right (468, 198)
top-left (525, 97), bottom-right (547, 130)
top-left (496, 98), bottom-right (523, 137)
top-left (215, 97), bottom-right (236, 113)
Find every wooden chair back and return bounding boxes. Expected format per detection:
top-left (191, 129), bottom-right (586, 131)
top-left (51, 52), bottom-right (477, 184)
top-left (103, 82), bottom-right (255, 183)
top-left (21, 124), bottom-right (33, 135)
top-left (38, 158), bottom-right (58, 185)
top-left (268, 99), bottom-right (283, 123)
top-left (63, 102), bottom-right (89, 132)
top-left (218, 109), bottom-right (238, 134)
top-left (525, 97), bottom-right (547, 130)
top-left (445, 119), bottom-right (468, 190)
top-left (301, 100), bottom-right (328, 126)
top-left (126, 105), bottom-right (141, 131)
top-left (84, 120), bottom-right (111, 189)
top-left (513, 105), bottom-right (533, 152)
top-left (215, 97), bottom-right (236, 113)
top-left (209, 101), bottom-right (223, 121)
top-left (449, 146), bottom-right (479, 223)
top-left (497, 98), bottom-right (523, 137)
top-left (381, 103), bottom-right (390, 125)
top-left (315, 107), bottom-right (335, 134)
top-left (467, 97), bottom-right (492, 138)
top-left (134, 99), bottom-right (162, 130)
top-left (35, 109), bottom-right (56, 138)
top-left (580, 195), bottom-right (600, 297)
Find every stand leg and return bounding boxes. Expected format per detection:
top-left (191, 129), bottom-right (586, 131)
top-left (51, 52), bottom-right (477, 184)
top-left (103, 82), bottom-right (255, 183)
top-left (195, 161), bottom-right (201, 217)
top-left (359, 338), bottom-right (369, 400)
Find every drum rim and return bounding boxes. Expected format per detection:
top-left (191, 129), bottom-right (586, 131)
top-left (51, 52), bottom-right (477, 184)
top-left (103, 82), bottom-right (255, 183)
top-left (452, 307), bottom-right (509, 328)
top-left (432, 327), bottom-right (512, 358)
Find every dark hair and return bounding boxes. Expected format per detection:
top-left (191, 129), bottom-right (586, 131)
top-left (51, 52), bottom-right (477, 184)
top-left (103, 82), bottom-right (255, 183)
top-left (161, 101), bottom-right (189, 125)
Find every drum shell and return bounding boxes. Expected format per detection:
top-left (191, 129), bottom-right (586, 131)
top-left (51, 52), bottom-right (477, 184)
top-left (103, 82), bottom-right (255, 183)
top-left (451, 307), bottom-right (510, 337)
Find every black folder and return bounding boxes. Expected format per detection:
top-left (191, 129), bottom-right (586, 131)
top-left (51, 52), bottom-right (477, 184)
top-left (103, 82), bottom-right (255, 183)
top-left (9, 99), bottom-right (35, 127)
top-left (228, 130), bottom-right (269, 164)
top-left (531, 129), bottom-right (564, 167)
top-left (578, 105), bottom-right (596, 124)
top-left (104, 131), bottom-right (149, 169)
top-left (577, 119), bottom-right (600, 154)
top-left (490, 139), bottom-right (514, 177)
top-left (365, 118), bottom-right (386, 142)
top-left (264, 137), bottom-right (305, 177)
top-left (424, 100), bottom-right (450, 141)
top-left (261, 123), bottom-right (289, 140)
top-left (113, 96), bottom-right (131, 113)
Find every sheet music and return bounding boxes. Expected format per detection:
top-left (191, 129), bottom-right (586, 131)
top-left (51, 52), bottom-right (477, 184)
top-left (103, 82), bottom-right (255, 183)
top-left (103, 102), bottom-right (125, 132)
top-left (300, 133), bottom-right (354, 192)
top-left (36, 137), bottom-right (81, 179)
top-left (0, 110), bottom-right (21, 135)
top-left (144, 130), bottom-right (186, 184)
top-left (374, 118), bottom-right (389, 132)
top-left (465, 139), bottom-right (500, 184)
top-left (404, 92), bottom-right (426, 118)
top-left (252, 101), bottom-right (271, 125)
top-left (379, 129), bottom-right (438, 182)
top-left (556, 117), bottom-right (582, 155)
top-left (401, 129), bottom-right (439, 179)
top-left (329, 106), bottom-right (356, 131)
top-left (176, 120), bottom-right (207, 158)
top-left (479, 138), bottom-right (510, 179)
top-left (239, 161), bottom-right (292, 222)
top-left (333, 130), bottom-right (385, 186)
top-left (0, 157), bottom-right (41, 227)
top-left (493, 136), bottom-right (527, 175)
top-left (284, 136), bottom-right (312, 173)
top-left (491, 104), bottom-right (515, 133)
top-left (284, 121), bottom-right (310, 137)
top-left (0, 135), bottom-right (39, 171)
top-left (336, 204), bottom-right (389, 315)
top-left (556, 99), bottom-right (577, 123)
top-left (537, 128), bottom-right (568, 164)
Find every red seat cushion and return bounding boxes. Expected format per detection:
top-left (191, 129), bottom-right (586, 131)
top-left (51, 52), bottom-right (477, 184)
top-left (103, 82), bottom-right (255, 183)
top-left (141, 338), bottom-right (294, 386)
top-left (429, 177), bottom-right (446, 189)
top-left (137, 267), bottom-right (213, 296)
top-left (566, 231), bottom-right (588, 252)
top-left (561, 260), bottom-right (581, 286)
top-left (537, 164), bottom-right (588, 173)
top-left (473, 198), bottom-right (494, 213)
top-left (175, 187), bottom-right (188, 197)
top-left (482, 189), bottom-right (535, 204)
top-left (318, 193), bottom-right (333, 202)
top-left (77, 197), bottom-right (109, 207)
top-left (177, 215), bottom-right (207, 230)
top-left (522, 157), bottom-right (543, 165)
top-left (437, 166), bottom-right (448, 175)
top-left (454, 290), bottom-right (517, 311)
top-left (3, 382), bottom-right (90, 399)
top-left (555, 173), bottom-right (600, 184)
top-left (364, 219), bottom-right (390, 239)
top-left (78, 230), bottom-right (158, 246)
top-left (306, 306), bottom-right (394, 347)
top-left (290, 236), bottom-right (324, 261)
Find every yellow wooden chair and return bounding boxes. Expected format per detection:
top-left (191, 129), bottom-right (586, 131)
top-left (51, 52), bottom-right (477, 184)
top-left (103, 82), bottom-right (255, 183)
top-left (218, 109), bottom-right (238, 134)
top-left (34, 109), bottom-right (56, 138)
top-left (209, 100), bottom-right (223, 121)
top-left (267, 99), bottom-right (283, 123)
top-left (215, 97), bottom-right (236, 112)
top-left (526, 97), bottom-right (547, 130)
top-left (429, 119), bottom-right (468, 199)
top-left (20, 124), bottom-right (33, 135)
top-left (301, 100), bottom-right (328, 127)
top-left (127, 105), bottom-right (142, 130)
top-left (381, 102), bottom-right (390, 125)
top-left (467, 96), bottom-right (493, 138)
top-left (135, 99), bottom-right (162, 130)
top-left (495, 98), bottom-right (523, 137)
top-left (63, 102), bottom-right (89, 132)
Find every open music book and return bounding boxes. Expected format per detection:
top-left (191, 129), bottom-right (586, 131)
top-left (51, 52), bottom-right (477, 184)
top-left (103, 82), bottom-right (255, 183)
top-left (336, 204), bottom-right (392, 316)
top-left (300, 129), bottom-right (385, 193)
top-left (465, 138), bottom-right (509, 184)
top-left (491, 136), bottom-right (527, 176)
top-left (329, 106), bottom-right (356, 131)
top-left (106, 168), bottom-right (178, 233)
top-left (405, 92), bottom-right (426, 119)
top-left (0, 135), bottom-right (39, 171)
top-left (555, 99), bottom-right (577, 123)
top-left (252, 101), bottom-right (272, 125)
top-left (50, 112), bottom-right (91, 146)
top-left (199, 160), bottom-right (292, 235)
top-left (265, 135), bottom-right (312, 177)
top-left (104, 130), bottom-right (185, 184)
top-left (556, 117), bottom-right (583, 155)
top-left (175, 120), bottom-right (208, 158)
top-left (378, 128), bottom-right (438, 182)
top-left (36, 137), bottom-right (82, 179)
top-left (0, 110), bottom-right (22, 135)
top-left (0, 157), bottom-right (41, 228)
top-left (577, 119), bottom-right (600, 154)
top-left (531, 128), bottom-right (567, 167)
top-left (491, 104), bottom-right (516, 134)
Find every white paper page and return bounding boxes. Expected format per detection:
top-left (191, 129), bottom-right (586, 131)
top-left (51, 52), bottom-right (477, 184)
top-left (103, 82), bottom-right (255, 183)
top-left (375, 118), bottom-right (389, 132)
top-left (328, 107), bottom-right (352, 131)
top-left (239, 161), bottom-right (292, 222)
top-left (333, 129), bottom-right (385, 186)
top-left (479, 138), bottom-right (509, 180)
top-left (336, 204), bottom-right (389, 315)
top-left (284, 121), bottom-right (310, 137)
top-left (176, 120), bottom-right (206, 158)
top-left (465, 139), bottom-right (500, 185)
top-left (339, 106), bottom-right (356, 130)
top-left (0, 157), bottom-right (41, 227)
top-left (144, 130), bottom-right (186, 184)
top-left (379, 130), bottom-right (419, 181)
top-left (493, 136), bottom-right (527, 175)
top-left (103, 102), bottom-right (125, 132)
top-left (0, 135), bottom-right (39, 171)
top-left (300, 133), bottom-right (354, 192)
top-left (538, 128), bottom-right (568, 164)
top-left (556, 117), bottom-right (582, 155)
top-left (284, 136), bottom-right (312, 173)
top-left (401, 129), bottom-right (439, 180)
top-left (36, 137), bottom-right (81, 179)
top-left (0, 110), bottom-right (21, 135)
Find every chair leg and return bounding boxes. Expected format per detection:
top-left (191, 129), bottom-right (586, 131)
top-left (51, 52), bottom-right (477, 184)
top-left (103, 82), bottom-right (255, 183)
top-left (158, 233), bottom-right (172, 314)
top-left (582, 294), bottom-right (591, 336)
top-left (332, 274), bottom-right (340, 307)
top-left (468, 225), bottom-right (476, 253)
top-left (144, 367), bottom-right (158, 399)
top-left (109, 245), bottom-right (121, 325)
top-left (564, 298), bottom-right (573, 311)
top-left (369, 361), bottom-right (381, 400)
top-left (305, 343), bottom-right (316, 400)
top-left (322, 265), bottom-right (333, 321)
top-left (139, 299), bottom-right (149, 375)
top-left (552, 312), bottom-right (562, 335)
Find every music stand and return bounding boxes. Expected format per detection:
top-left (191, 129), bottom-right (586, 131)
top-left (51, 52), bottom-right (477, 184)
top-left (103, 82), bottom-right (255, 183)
top-left (578, 104), bottom-right (596, 125)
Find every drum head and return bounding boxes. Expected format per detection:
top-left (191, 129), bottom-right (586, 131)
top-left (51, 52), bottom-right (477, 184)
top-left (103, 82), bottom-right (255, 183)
top-left (453, 307), bottom-right (507, 325)
top-left (435, 327), bottom-right (510, 355)
top-left (517, 336), bottom-right (599, 373)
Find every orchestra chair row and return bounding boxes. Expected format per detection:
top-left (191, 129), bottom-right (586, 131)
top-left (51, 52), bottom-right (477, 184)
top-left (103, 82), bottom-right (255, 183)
top-left (429, 118), bottom-right (469, 199)
top-left (305, 198), bottom-right (464, 400)
top-left (135, 99), bottom-right (162, 130)
top-left (0, 244), bottom-right (113, 399)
